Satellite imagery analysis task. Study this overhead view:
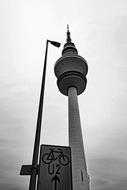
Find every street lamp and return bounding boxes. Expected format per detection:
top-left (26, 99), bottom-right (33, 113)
top-left (29, 39), bottom-right (60, 190)
top-left (48, 40), bottom-right (61, 47)
top-left (20, 39), bottom-right (61, 190)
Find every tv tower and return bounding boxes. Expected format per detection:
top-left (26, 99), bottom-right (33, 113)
top-left (54, 26), bottom-right (90, 190)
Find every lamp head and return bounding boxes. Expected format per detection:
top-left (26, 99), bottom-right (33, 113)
top-left (49, 40), bottom-right (61, 47)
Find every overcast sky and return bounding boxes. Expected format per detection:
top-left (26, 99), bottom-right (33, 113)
top-left (0, 0), bottom-right (127, 189)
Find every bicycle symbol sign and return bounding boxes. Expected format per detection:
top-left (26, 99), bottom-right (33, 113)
top-left (37, 145), bottom-right (72, 190)
top-left (42, 148), bottom-right (69, 166)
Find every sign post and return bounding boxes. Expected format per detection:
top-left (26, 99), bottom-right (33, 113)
top-left (37, 144), bottom-right (72, 190)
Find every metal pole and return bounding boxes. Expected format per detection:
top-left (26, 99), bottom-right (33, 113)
top-left (29, 40), bottom-right (49, 190)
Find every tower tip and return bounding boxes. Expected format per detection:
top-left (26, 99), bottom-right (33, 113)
top-left (67, 24), bottom-right (69, 32)
top-left (66, 24), bottom-right (71, 43)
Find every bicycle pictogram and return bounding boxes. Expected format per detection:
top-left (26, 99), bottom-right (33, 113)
top-left (42, 148), bottom-right (69, 166)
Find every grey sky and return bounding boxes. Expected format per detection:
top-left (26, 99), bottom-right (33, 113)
top-left (0, 0), bottom-right (127, 189)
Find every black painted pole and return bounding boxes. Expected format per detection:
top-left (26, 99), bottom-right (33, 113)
top-left (29, 40), bottom-right (60, 190)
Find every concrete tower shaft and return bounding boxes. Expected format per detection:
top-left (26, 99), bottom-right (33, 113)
top-left (54, 27), bottom-right (88, 96)
top-left (68, 87), bottom-right (89, 190)
top-left (54, 27), bottom-right (90, 190)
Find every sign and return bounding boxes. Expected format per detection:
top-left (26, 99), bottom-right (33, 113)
top-left (20, 165), bottom-right (33, 175)
top-left (37, 144), bottom-right (72, 190)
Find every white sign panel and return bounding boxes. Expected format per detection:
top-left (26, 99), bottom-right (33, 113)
top-left (37, 144), bottom-right (72, 190)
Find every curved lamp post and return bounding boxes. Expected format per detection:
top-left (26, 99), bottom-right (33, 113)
top-left (29, 39), bottom-right (60, 190)
top-left (30, 40), bottom-right (60, 190)
top-left (20, 39), bottom-right (61, 190)
top-left (29, 40), bottom-right (60, 190)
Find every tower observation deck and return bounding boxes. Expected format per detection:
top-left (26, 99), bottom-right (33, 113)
top-left (54, 26), bottom-right (90, 190)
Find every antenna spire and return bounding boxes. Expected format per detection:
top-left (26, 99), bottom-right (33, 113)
top-left (66, 24), bottom-right (72, 43)
top-left (67, 24), bottom-right (69, 32)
